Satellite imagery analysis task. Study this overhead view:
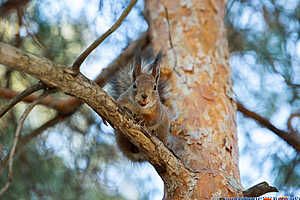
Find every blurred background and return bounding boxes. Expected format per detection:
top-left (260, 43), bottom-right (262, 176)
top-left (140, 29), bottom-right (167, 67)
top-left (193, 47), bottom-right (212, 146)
top-left (0, 0), bottom-right (299, 199)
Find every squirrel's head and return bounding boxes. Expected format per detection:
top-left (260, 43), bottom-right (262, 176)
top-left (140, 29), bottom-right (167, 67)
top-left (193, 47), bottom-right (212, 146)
top-left (132, 51), bottom-right (162, 114)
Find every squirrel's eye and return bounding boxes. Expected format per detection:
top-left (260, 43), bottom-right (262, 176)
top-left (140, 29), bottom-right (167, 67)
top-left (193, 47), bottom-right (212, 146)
top-left (133, 82), bottom-right (137, 89)
top-left (153, 84), bottom-right (157, 90)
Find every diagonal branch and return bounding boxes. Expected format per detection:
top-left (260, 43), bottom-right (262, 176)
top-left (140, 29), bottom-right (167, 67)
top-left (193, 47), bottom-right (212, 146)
top-left (0, 90), bottom-right (50, 196)
top-left (0, 87), bottom-right (81, 114)
top-left (0, 32), bottom-right (150, 164)
top-left (0, 32), bottom-right (151, 187)
top-left (0, 82), bottom-right (45, 118)
top-left (95, 31), bottom-right (150, 86)
top-left (71, 0), bottom-right (138, 73)
top-left (0, 31), bottom-right (150, 114)
top-left (237, 101), bottom-right (300, 152)
top-left (0, 41), bottom-right (195, 196)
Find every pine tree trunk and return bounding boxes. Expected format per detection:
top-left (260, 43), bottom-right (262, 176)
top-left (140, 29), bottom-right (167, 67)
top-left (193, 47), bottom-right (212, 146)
top-left (145, 0), bottom-right (242, 199)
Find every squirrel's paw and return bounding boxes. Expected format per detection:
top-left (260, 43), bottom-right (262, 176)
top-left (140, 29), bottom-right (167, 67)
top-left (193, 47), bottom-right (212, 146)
top-left (151, 130), bottom-right (156, 135)
top-left (122, 106), bottom-right (133, 115)
top-left (133, 114), bottom-right (145, 126)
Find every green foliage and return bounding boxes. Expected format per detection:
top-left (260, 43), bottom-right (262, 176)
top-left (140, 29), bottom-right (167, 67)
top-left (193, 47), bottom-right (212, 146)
top-left (0, 144), bottom-right (123, 200)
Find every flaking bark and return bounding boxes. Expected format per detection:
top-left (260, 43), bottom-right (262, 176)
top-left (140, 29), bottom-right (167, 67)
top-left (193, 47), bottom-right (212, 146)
top-left (145, 0), bottom-right (242, 198)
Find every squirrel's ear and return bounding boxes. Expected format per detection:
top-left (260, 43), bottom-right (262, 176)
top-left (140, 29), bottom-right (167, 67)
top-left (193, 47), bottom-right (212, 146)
top-left (133, 50), bottom-right (142, 81)
top-left (152, 51), bottom-right (162, 83)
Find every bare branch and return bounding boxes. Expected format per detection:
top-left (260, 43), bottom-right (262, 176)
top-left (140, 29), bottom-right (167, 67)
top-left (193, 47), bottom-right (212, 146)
top-left (95, 31), bottom-right (150, 87)
top-left (0, 0), bottom-right (30, 18)
top-left (15, 7), bottom-right (24, 47)
top-left (285, 79), bottom-right (300, 88)
top-left (237, 102), bottom-right (300, 152)
top-left (0, 82), bottom-right (45, 118)
top-left (243, 182), bottom-right (278, 197)
top-left (3, 69), bottom-right (18, 128)
top-left (0, 32), bottom-right (150, 113)
top-left (0, 90), bottom-right (50, 196)
top-left (0, 87), bottom-right (82, 115)
top-left (23, 15), bottom-right (46, 50)
top-left (0, 32), bottom-right (150, 167)
top-left (0, 114), bottom-right (67, 173)
top-left (0, 42), bottom-right (196, 197)
top-left (71, 0), bottom-right (138, 73)
top-left (284, 153), bottom-right (300, 185)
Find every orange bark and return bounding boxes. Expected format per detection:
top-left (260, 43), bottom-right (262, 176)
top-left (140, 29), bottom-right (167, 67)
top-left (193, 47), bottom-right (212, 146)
top-left (146, 0), bottom-right (242, 199)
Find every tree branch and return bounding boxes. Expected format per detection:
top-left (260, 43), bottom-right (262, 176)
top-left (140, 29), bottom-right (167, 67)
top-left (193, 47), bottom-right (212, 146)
top-left (0, 31), bottom-right (150, 116)
top-left (0, 114), bottom-right (67, 173)
top-left (0, 32), bottom-right (151, 164)
top-left (0, 32), bottom-right (151, 191)
top-left (0, 0), bottom-right (30, 17)
top-left (71, 0), bottom-right (138, 73)
top-left (95, 31), bottom-right (151, 86)
top-left (237, 102), bottom-right (300, 152)
top-left (0, 41), bottom-right (195, 195)
top-left (0, 87), bottom-right (82, 114)
top-left (242, 182), bottom-right (278, 197)
top-left (0, 30), bottom-right (150, 112)
top-left (0, 90), bottom-right (50, 196)
top-left (0, 82), bottom-right (45, 118)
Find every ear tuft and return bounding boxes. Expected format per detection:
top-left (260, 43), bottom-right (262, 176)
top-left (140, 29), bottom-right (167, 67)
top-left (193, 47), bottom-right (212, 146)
top-left (152, 51), bottom-right (163, 84)
top-left (133, 50), bottom-right (142, 81)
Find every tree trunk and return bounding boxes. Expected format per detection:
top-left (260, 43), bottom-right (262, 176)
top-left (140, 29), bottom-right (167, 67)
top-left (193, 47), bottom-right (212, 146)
top-left (145, 0), bottom-right (242, 199)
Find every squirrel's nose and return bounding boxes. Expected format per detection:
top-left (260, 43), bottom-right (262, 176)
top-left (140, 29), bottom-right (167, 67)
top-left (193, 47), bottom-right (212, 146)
top-left (142, 94), bottom-right (147, 100)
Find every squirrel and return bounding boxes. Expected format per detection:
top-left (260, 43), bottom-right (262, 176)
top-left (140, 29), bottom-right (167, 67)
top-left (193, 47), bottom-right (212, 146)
top-left (108, 51), bottom-right (170, 162)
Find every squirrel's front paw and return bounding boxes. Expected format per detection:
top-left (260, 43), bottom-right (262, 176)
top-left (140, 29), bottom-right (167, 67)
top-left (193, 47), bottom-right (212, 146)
top-left (151, 130), bottom-right (156, 135)
top-left (122, 106), bottom-right (132, 115)
top-left (134, 114), bottom-right (145, 126)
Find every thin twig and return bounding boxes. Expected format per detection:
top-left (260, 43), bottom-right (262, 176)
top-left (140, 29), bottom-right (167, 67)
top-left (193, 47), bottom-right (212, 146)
top-left (3, 70), bottom-right (18, 128)
top-left (0, 32), bottom-right (150, 113)
top-left (95, 31), bottom-right (150, 87)
top-left (237, 101), bottom-right (300, 152)
top-left (0, 90), bottom-right (50, 196)
top-left (71, 0), bottom-right (138, 73)
top-left (0, 32), bottom-right (150, 170)
top-left (0, 114), bottom-right (67, 173)
top-left (23, 14), bottom-right (46, 50)
top-left (284, 153), bottom-right (300, 185)
top-left (0, 32), bottom-right (150, 158)
top-left (0, 42), bottom-right (196, 196)
top-left (0, 82), bottom-right (45, 118)
top-left (15, 8), bottom-right (23, 47)
top-left (0, 87), bottom-right (82, 115)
